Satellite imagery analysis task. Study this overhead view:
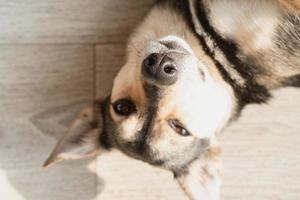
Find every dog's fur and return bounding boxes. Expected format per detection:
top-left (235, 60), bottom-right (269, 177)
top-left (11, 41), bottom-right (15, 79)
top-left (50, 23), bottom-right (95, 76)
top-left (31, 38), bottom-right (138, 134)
top-left (44, 1), bottom-right (300, 199)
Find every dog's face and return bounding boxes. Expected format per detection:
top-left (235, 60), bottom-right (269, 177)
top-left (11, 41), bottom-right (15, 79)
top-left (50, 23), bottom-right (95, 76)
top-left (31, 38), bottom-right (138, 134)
top-left (106, 35), bottom-right (233, 171)
top-left (43, 34), bottom-right (234, 174)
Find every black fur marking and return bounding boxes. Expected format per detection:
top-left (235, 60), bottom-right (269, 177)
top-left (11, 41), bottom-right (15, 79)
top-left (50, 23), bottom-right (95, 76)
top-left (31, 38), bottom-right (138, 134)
top-left (134, 83), bottom-right (161, 155)
top-left (173, 167), bottom-right (188, 179)
top-left (99, 96), bottom-right (112, 150)
top-left (195, 1), bottom-right (271, 106)
top-left (134, 109), bottom-right (156, 154)
top-left (282, 74), bottom-right (300, 87)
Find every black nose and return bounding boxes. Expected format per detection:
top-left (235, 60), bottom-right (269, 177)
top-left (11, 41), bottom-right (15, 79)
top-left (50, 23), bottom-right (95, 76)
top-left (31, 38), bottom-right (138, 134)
top-left (142, 53), bottom-right (178, 85)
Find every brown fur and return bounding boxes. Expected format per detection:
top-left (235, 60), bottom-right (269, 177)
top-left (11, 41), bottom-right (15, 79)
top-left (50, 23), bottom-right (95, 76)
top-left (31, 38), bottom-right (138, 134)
top-left (279, 0), bottom-right (300, 13)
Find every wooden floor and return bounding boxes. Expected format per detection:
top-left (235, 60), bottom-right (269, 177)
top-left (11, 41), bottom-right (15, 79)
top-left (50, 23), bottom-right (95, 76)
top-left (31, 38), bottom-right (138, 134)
top-left (0, 1), bottom-right (299, 200)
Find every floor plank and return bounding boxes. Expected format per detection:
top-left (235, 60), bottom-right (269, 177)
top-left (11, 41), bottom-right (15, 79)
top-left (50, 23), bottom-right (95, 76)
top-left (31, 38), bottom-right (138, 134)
top-left (0, 45), bottom-right (93, 119)
top-left (96, 44), bottom-right (125, 97)
top-left (97, 152), bottom-right (186, 200)
top-left (0, 0), bottom-right (154, 44)
top-left (220, 88), bottom-right (300, 200)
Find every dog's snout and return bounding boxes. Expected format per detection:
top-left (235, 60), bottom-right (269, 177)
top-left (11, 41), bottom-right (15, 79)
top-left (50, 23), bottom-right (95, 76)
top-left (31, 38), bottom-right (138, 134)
top-left (142, 53), bottom-right (178, 86)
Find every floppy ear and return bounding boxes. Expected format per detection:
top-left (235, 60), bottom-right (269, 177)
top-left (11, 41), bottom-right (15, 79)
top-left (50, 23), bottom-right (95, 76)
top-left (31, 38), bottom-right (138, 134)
top-left (43, 99), bottom-right (107, 168)
top-left (175, 146), bottom-right (222, 200)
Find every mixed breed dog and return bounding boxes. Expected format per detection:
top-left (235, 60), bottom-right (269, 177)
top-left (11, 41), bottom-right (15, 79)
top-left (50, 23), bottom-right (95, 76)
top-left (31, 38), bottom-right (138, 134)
top-left (44, 0), bottom-right (300, 199)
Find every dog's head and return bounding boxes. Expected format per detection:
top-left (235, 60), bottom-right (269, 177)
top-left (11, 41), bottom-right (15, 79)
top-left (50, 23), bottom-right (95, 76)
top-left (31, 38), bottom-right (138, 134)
top-left (44, 34), bottom-right (234, 174)
top-left (106, 34), bottom-right (234, 171)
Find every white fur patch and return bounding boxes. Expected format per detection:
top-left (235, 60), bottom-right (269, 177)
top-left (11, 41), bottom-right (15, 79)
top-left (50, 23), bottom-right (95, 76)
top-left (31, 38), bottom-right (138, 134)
top-left (160, 35), bottom-right (195, 54)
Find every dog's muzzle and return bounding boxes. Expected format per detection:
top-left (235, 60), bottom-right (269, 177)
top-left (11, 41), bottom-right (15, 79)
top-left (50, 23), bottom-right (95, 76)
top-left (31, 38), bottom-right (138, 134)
top-left (142, 52), bottom-right (178, 86)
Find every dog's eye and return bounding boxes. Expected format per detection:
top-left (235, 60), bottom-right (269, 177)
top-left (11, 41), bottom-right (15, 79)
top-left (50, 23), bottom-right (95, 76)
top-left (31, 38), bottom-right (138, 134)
top-left (168, 119), bottom-right (190, 136)
top-left (112, 99), bottom-right (136, 116)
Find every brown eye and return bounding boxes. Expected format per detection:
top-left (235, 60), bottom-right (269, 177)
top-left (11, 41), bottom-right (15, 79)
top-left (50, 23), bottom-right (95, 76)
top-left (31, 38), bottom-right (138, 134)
top-left (168, 119), bottom-right (190, 136)
top-left (112, 99), bottom-right (136, 116)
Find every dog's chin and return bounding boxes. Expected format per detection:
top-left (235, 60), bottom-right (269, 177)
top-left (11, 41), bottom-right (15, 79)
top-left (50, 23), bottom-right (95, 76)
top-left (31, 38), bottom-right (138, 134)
top-left (111, 138), bottom-right (198, 173)
top-left (108, 136), bottom-right (168, 168)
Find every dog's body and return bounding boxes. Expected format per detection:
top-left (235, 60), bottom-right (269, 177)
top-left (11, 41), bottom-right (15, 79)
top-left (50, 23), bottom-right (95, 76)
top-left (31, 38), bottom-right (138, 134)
top-left (45, 1), bottom-right (300, 199)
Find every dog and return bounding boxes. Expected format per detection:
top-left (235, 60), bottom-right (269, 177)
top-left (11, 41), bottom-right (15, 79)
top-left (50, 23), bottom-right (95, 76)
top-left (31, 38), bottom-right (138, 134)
top-left (44, 0), bottom-right (300, 199)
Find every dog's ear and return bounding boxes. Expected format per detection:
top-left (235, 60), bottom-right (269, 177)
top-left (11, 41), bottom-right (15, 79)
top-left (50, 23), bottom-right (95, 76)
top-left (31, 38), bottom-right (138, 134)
top-left (43, 98), bottom-right (108, 168)
top-left (175, 146), bottom-right (222, 200)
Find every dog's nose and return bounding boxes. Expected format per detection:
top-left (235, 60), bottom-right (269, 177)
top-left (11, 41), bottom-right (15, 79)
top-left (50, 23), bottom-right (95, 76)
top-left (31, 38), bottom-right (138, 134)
top-left (142, 53), bottom-right (178, 85)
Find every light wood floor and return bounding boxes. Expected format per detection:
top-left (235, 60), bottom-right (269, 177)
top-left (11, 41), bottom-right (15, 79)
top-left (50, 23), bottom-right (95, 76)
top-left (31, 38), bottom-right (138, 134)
top-left (0, 1), bottom-right (299, 200)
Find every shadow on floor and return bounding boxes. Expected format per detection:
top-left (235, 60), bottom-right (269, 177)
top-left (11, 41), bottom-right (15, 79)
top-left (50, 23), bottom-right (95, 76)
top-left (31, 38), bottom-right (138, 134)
top-left (0, 101), bottom-right (104, 200)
